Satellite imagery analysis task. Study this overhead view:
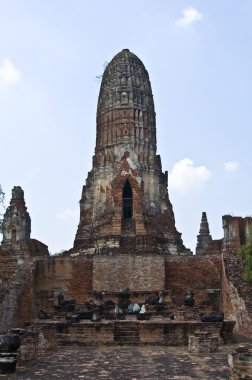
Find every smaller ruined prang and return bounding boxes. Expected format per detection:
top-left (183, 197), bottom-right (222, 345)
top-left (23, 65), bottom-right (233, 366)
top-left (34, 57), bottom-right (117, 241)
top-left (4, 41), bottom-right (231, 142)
top-left (1, 186), bottom-right (31, 245)
top-left (196, 212), bottom-right (212, 255)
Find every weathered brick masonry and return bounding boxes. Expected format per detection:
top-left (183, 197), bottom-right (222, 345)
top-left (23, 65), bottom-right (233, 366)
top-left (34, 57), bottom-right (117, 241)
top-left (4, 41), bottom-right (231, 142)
top-left (1, 49), bottom-right (252, 342)
top-left (165, 255), bottom-right (222, 309)
top-left (34, 258), bottom-right (93, 314)
top-left (93, 254), bottom-right (165, 292)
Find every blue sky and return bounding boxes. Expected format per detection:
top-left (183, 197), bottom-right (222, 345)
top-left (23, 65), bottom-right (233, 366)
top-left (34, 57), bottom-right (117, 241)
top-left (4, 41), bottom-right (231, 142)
top-left (0, 1), bottom-right (251, 253)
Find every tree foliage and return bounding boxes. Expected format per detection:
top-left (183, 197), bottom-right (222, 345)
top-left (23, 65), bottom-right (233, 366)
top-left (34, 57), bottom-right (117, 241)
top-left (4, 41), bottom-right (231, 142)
top-left (0, 185), bottom-right (4, 204)
top-left (239, 225), bottom-right (252, 283)
top-left (0, 185), bottom-right (5, 234)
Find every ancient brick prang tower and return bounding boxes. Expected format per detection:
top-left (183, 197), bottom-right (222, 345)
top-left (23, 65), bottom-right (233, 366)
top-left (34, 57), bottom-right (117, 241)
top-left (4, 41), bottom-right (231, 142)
top-left (196, 212), bottom-right (212, 255)
top-left (1, 186), bottom-right (49, 257)
top-left (1, 186), bottom-right (31, 245)
top-left (74, 49), bottom-right (190, 255)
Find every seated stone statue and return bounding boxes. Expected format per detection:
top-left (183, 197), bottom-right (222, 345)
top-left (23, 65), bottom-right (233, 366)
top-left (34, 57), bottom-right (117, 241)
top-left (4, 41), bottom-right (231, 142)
top-left (145, 294), bottom-right (159, 305)
top-left (158, 292), bottom-right (164, 304)
top-left (140, 304), bottom-right (146, 314)
top-left (201, 311), bottom-right (224, 322)
top-left (57, 291), bottom-right (64, 306)
top-left (132, 303), bottom-right (141, 313)
top-left (91, 309), bottom-right (101, 322)
top-left (137, 304), bottom-right (151, 320)
top-left (128, 303), bottom-right (134, 313)
top-left (114, 303), bottom-right (124, 319)
top-left (57, 291), bottom-right (76, 312)
top-left (184, 290), bottom-right (195, 307)
top-left (38, 309), bottom-right (51, 319)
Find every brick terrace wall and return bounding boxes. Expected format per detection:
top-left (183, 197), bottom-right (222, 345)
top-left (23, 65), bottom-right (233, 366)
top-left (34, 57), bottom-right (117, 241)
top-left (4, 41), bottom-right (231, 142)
top-left (28, 319), bottom-right (234, 347)
top-left (17, 264), bottom-right (36, 324)
top-left (165, 255), bottom-right (222, 308)
top-left (57, 322), bottom-right (115, 346)
top-left (93, 254), bottom-right (165, 292)
top-left (139, 321), bottom-right (224, 346)
top-left (34, 257), bottom-right (93, 315)
top-left (0, 249), bottom-right (36, 330)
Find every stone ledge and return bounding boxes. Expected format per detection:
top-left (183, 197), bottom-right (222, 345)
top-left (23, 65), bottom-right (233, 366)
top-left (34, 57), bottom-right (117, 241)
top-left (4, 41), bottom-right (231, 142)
top-left (25, 318), bottom-right (235, 348)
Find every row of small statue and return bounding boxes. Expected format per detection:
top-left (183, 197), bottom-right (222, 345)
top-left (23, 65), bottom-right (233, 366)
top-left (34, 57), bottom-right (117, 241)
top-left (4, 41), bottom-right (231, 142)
top-left (38, 290), bottom-right (224, 323)
top-left (55, 290), bottom-right (194, 314)
top-left (91, 303), bottom-right (149, 321)
top-left (55, 291), bottom-right (152, 320)
top-left (56, 290), bottom-right (195, 308)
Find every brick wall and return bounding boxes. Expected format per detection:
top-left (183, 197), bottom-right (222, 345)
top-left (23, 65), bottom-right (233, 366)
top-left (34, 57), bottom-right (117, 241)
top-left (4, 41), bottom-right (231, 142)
top-left (93, 254), bottom-right (165, 292)
top-left (26, 319), bottom-right (234, 347)
top-left (18, 268), bottom-right (35, 323)
top-left (33, 254), bottom-right (222, 315)
top-left (34, 257), bottom-right (93, 315)
top-left (165, 255), bottom-right (222, 309)
top-left (222, 251), bottom-right (252, 334)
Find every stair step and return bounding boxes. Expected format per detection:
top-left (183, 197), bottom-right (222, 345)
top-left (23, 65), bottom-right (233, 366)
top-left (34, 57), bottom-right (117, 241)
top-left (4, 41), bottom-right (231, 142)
top-left (121, 219), bottom-right (136, 237)
top-left (114, 321), bottom-right (140, 343)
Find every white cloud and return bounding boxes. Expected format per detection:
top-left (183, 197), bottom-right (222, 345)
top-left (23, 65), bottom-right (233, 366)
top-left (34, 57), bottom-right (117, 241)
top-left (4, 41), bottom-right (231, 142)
top-left (56, 208), bottom-right (79, 221)
top-left (0, 58), bottom-right (21, 87)
top-left (176, 7), bottom-right (202, 28)
top-left (169, 158), bottom-right (212, 193)
top-left (224, 161), bottom-right (239, 172)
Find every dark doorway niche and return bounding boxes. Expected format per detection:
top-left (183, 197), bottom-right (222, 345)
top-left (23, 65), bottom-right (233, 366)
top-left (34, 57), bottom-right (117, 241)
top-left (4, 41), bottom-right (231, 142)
top-left (123, 180), bottom-right (133, 218)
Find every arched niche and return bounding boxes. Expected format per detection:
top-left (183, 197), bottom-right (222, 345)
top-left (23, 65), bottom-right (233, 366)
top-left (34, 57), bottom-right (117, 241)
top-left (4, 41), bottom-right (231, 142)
top-left (122, 179), bottom-right (133, 218)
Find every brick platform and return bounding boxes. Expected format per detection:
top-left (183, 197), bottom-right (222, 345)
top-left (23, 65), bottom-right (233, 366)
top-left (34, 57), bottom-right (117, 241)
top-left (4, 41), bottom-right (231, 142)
top-left (25, 318), bottom-right (235, 349)
top-left (0, 344), bottom-right (236, 379)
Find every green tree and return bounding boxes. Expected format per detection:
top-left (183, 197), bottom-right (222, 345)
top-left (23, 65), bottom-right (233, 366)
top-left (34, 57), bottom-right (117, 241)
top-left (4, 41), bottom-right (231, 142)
top-left (239, 225), bottom-right (252, 282)
top-left (0, 185), bottom-right (5, 234)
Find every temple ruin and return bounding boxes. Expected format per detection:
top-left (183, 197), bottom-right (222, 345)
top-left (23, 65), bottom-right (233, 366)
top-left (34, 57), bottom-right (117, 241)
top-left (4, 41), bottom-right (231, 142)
top-left (73, 49), bottom-right (189, 256)
top-left (0, 49), bottom-right (252, 366)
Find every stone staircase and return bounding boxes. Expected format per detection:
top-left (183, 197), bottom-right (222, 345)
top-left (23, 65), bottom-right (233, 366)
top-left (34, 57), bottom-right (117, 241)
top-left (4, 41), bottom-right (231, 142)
top-left (120, 219), bottom-right (161, 254)
top-left (114, 321), bottom-right (139, 344)
top-left (121, 218), bottom-right (136, 237)
top-left (120, 219), bottom-right (136, 252)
